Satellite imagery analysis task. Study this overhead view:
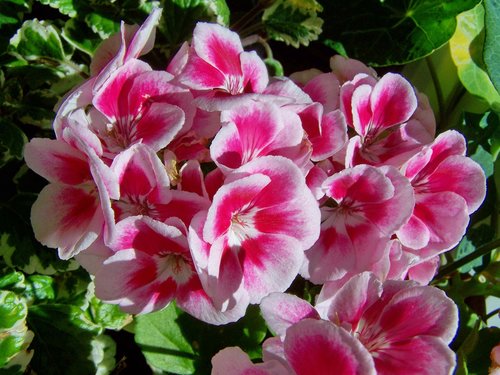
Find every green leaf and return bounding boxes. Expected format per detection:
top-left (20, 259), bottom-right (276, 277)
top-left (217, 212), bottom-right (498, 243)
top-left (136, 303), bottom-right (268, 374)
top-left (263, 0), bottom-right (323, 48)
top-left (471, 144), bottom-right (494, 178)
top-left (88, 294), bottom-right (132, 331)
top-left (158, 0), bottom-right (230, 53)
top-left (135, 303), bottom-right (197, 374)
top-left (458, 111), bottom-right (500, 160)
top-left (0, 290), bottom-right (28, 367)
top-left (27, 303), bottom-right (99, 375)
top-left (23, 275), bottom-right (56, 302)
top-left (0, 119), bottom-right (27, 167)
top-left (319, 0), bottom-right (480, 66)
top-left (453, 225), bottom-right (495, 273)
top-left (62, 19), bottom-right (102, 55)
top-left (10, 19), bottom-right (68, 61)
top-left (0, 270), bottom-right (24, 290)
top-left (484, 0), bottom-right (500, 93)
top-left (0, 0), bottom-right (31, 54)
top-left (449, 3), bottom-right (500, 110)
top-left (37, 0), bottom-right (77, 17)
top-left (85, 12), bottom-right (120, 39)
top-left (0, 0), bottom-right (30, 28)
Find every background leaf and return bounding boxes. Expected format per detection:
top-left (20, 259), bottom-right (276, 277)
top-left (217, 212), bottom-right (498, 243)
top-left (449, 3), bottom-right (500, 110)
top-left (483, 0), bottom-right (500, 93)
top-left (135, 303), bottom-right (197, 375)
top-left (135, 303), bottom-right (268, 374)
top-left (0, 119), bottom-right (27, 167)
top-left (262, 0), bottom-right (323, 48)
top-left (319, 0), bottom-right (480, 66)
top-left (27, 303), bottom-right (99, 375)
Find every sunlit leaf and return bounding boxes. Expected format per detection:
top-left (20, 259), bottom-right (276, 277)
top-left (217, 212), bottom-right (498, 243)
top-left (135, 303), bottom-right (268, 374)
top-left (319, 0), bottom-right (480, 66)
top-left (263, 0), bottom-right (323, 48)
top-left (0, 270), bottom-right (24, 290)
top-left (0, 290), bottom-right (28, 367)
top-left (37, 0), bottom-right (77, 17)
top-left (23, 275), bottom-right (56, 302)
top-left (10, 19), bottom-right (69, 61)
top-left (88, 292), bottom-right (132, 332)
top-left (135, 303), bottom-right (197, 375)
top-left (449, 3), bottom-right (500, 110)
top-left (85, 12), bottom-right (120, 39)
top-left (484, 0), bottom-right (500, 93)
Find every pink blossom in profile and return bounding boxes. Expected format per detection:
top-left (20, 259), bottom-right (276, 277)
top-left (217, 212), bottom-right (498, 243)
top-left (342, 72), bottom-right (435, 167)
top-left (189, 156), bottom-right (320, 312)
top-left (396, 130), bottom-right (486, 259)
top-left (53, 8), bottom-right (162, 138)
top-left (177, 22), bottom-right (268, 111)
top-left (24, 121), bottom-right (118, 259)
top-left (301, 164), bottom-right (414, 284)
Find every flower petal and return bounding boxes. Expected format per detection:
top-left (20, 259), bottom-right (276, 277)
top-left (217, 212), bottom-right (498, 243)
top-left (284, 319), bottom-right (376, 375)
top-left (260, 292), bottom-right (319, 339)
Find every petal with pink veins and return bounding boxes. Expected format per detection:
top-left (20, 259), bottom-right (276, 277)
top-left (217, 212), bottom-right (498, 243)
top-left (240, 50), bottom-right (269, 93)
top-left (24, 138), bottom-right (91, 185)
top-left (372, 336), bottom-right (456, 375)
top-left (192, 23), bottom-right (243, 78)
top-left (369, 73), bottom-right (417, 130)
top-left (31, 184), bottom-right (103, 259)
top-left (93, 59), bottom-right (152, 120)
top-left (96, 216), bottom-right (196, 314)
top-left (284, 319), bottom-right (376, 375)
top-left (425, 155), bottom-right (486, 213)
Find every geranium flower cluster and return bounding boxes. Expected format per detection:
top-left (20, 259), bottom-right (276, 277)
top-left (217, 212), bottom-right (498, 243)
top-left (24, 9), bottom-right (486, 374)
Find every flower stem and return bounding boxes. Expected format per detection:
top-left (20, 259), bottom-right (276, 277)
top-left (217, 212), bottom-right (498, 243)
top-left (436, 238), bottom-right (500, 279)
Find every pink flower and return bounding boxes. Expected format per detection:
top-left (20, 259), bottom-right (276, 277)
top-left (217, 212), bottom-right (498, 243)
top-left (189, 156), bottom-right (320, 312)
top-left (176, 22), bottom-right (268, 111)
top-left (342, 73), bottom-right (435, 167)
top-left (296, 103), bottom-right (348, 162)
top-left (24, 122), bottom-right (118, 259)
top-left (302, 164), bottom-right (414, 283)
top-left (53, 9), bottom-right (162, 139)
top-left (210, 101), bottom-right (308, 174)
top-left (94, 215), bottom-right (247, 324)
top-left (261, 272), bottom-right (458, 375)
top-left (110, 143), bottom-right (210, 229)
top-left (396, 130), bottom-right (486, 258)
top-left (91, 59), bottom-right (188, 157)
top-left (212, 319), bottom-right (377, 374)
